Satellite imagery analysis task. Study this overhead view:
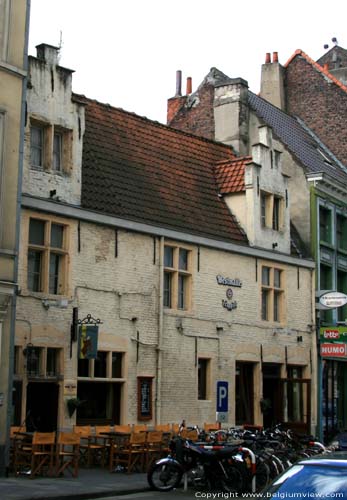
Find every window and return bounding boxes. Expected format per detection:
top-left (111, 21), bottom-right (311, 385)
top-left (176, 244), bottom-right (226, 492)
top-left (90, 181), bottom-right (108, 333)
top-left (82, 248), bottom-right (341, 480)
top-left (261, 265), bottom-right (284, 322)
top-left (53, 132), bottom-right (62, 171)
top-left (337, 214), bottom-right (347, 251)
top-left (319, 206), bottom-right (332, 244)
top-left (30, 126), bottom-right (44, 167)
top-left (24, 346), bottom-right (62, 377)
top-left (198, 358), bottom-right (210, 400)
top-left (260, 191), bottom-right (284, 231)
top-left (78, 351), bottom-right (124, 379)
top-left (27, 217), bottom-right (69, 295)
top-left (30, 120), bottom-right (72, 173)
top-left (163, 244), bottom-right (192, 310)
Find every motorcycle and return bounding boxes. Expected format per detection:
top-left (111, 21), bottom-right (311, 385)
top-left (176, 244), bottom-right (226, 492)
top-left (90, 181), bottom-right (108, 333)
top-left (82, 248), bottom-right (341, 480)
top-left (147, 435), bottom-right (244, 492)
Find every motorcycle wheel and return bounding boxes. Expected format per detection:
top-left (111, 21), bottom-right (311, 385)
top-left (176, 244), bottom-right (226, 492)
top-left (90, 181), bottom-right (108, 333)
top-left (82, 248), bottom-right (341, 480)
top-left (147, 462), bottom-right (183, 491)
top-left (220, 463), bottom-right (245, 493)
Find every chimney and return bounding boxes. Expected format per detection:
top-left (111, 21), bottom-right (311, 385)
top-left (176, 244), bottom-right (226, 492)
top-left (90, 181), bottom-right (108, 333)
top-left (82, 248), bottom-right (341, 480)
top-left (167, 70), bottom-right (186, 125)
top-left (260, 51), bottom-right (285, 110)
top-left (175, 70), bottom-right (182, 97)
top-left (36, 43), bottom-right (60, 65)
top-left (186, 77), bottom-right (192, 95)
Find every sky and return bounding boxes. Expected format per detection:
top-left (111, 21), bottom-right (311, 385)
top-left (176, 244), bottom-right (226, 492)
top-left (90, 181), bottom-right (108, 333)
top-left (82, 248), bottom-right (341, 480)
top-left (28, 0), bottom-right (345, 124)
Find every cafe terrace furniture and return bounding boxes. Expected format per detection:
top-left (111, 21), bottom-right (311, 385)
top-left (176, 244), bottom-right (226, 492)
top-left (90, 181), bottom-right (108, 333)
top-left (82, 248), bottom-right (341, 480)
top-left (73, 425), bottom-right (106, 467)
top-left (29, 431), bottom-right (56, 478)
top-left (55, 432), bottom-right (80, 477)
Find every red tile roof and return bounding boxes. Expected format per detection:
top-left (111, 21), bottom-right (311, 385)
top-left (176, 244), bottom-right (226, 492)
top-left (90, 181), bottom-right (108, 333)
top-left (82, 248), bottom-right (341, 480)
top-left (214, 157), bottom-right (252, 194)
top-left (285, 49), bottom-right (347, 94)
top-left (76, 95), bottom-right (248, 245)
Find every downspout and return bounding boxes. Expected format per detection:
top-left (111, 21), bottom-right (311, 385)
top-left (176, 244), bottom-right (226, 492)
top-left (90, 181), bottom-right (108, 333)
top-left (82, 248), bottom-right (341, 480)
top-left (155, 236), bottom-right (164, 424)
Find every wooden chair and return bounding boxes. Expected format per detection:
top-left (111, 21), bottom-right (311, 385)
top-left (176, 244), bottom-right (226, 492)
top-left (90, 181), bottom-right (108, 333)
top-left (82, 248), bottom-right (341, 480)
top-left (94, 425), bottom-right (112, 465)
top-left (55, 432), bottom-right (80, 477)
top-left (180, 428), bottom-right (199, 441)
top-left (113, 424), bottom-right (132, 433)
top-left (74, 425), bottom-right (105, 467)
top-left (9, 426), bottom-right (27, 472)
top-left (109, 431), bottom-right (131, 472)
top-left (30, 431), bottom-right (56, 478)
top-left (204, 422), bottom-right (220, 432)
top-left (12, 430), bottom-right (32, 476)
top-left (154, 423), bottom-right (171, 432)
top-left (112, 432), bottom-right (147, 473)
top-left (145, 430), bottom-right (163, 468)
top-left (132, 424), bottom-right (148, 433)
top-left (171, 423), bottom-right (180, 435)
top-left (73, 425), bottom-right (91, 466)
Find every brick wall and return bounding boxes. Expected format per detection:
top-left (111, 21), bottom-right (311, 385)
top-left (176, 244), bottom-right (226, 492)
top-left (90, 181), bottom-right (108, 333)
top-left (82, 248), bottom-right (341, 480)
top-left (168, 84), bottom-right (216, 139)
top-left (286, 55), bottom-right (347, 165)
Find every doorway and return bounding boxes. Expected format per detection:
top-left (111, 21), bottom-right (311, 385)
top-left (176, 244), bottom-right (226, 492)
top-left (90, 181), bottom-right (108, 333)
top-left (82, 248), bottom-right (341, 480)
top-left (26, 382), bottom-right (59, 431)
top-left (236, 362), bottom-right (254, 425)
top-left (262, 363), bottom-right (281, 429)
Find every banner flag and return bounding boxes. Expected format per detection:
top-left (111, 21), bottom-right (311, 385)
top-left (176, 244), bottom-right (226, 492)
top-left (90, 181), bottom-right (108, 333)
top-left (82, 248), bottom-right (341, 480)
top-left (78, 324), bottom-right (99, 359)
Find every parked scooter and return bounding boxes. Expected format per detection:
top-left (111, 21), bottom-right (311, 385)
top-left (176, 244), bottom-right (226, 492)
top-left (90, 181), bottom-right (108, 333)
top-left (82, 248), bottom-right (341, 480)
top-left (147, 435), bottom-right (244, 492)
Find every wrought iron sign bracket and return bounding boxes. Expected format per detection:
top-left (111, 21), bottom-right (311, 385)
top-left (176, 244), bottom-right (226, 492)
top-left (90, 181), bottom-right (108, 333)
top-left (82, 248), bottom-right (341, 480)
top-left (78, 314), bottom-right (103, 326)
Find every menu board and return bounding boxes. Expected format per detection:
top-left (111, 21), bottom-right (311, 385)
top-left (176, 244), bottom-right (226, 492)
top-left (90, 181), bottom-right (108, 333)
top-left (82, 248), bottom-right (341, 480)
top-left (137, 377), bottom-right (152, 420)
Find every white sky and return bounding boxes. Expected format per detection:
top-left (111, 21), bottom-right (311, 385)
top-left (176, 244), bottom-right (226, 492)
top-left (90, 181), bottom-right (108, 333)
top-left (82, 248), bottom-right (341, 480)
top-left (28, 0), bottom-right (345, 124)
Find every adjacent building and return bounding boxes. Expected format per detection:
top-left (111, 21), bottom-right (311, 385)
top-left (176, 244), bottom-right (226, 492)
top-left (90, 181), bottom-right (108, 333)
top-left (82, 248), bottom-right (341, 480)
top-left (0, 0), bottom-right (30, 476)
top-left (167, 49), bottom-right (347, 440)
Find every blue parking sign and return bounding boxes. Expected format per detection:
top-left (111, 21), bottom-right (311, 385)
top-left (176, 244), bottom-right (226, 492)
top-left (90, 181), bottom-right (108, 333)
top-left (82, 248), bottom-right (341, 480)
top-left (216, 381), bottom-right (228, 412)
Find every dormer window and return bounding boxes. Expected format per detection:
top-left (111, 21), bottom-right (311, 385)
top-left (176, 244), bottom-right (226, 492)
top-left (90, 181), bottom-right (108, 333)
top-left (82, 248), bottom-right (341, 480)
top-left (261, 191), bottom-right (284, 231)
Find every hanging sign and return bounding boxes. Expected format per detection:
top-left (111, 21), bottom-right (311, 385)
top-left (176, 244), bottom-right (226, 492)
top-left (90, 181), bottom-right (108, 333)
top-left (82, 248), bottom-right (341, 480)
top-left (319, 291), bottom-right (347, 309)
top-left (78, 324), bottom-right (99, 359)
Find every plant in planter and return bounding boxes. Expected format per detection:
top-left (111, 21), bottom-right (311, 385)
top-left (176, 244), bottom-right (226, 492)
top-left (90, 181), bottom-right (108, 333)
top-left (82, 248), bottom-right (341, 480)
top-left (67, 397), bottom-right (86, 418)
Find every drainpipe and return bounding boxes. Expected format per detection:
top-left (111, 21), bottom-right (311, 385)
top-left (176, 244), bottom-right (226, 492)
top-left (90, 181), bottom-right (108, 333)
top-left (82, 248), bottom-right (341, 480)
top-left (155, 237), bottom-right (164, 424)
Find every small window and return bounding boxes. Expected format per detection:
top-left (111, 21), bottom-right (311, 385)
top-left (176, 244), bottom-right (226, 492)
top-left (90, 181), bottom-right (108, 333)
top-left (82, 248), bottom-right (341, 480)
top-left (198, 358), bottom-right (210, 400)
top-left (319, 206), bottom-right (332, 244)
top-left (27, 217), bottom-right (68, 295)
top-left (46, 348), bottom-right (60, 376)
top-left (260, 191), bottom-right (284, 231)
top-left (163, 244), bottom-right (192, 310)
top-left (111, 352), bottom-right (123, 378)
top-left (94, 351), bottom-right (107, 378)
top-left (53, 132), bottom-right (62, 171)
top-left (337, 214), bottom-right (347, 251)
top-left (261, 265), bottom-right (285, 323)
top-left (30, 126), bottom-right (44, 167)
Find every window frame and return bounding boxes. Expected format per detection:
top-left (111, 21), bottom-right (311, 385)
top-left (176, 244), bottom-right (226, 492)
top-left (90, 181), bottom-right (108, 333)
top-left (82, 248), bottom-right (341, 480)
top-left (163, 244), bottom-right (192, 311)
top-left (261, 264), bottom-right (285, 323)
top-left (260, 191), bottom-right (284, 231)
top-left (198, 358), bottom-right (211, 400)
top-left (26, 216), bottom-right (69, 296)
top-left (29, 118), bottom-right (72, 174)
top-left (77, 351), bottom-right (124, 380)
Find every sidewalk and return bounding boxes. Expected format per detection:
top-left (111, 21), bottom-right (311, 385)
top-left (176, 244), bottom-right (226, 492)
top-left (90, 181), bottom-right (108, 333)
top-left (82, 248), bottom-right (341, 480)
top-left (0, 468), bottom-right (149, 500)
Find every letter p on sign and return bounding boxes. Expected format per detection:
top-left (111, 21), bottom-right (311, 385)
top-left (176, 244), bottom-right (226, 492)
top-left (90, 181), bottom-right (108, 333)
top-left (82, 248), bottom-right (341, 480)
top-left (216, 381), bottom-right (228, 412)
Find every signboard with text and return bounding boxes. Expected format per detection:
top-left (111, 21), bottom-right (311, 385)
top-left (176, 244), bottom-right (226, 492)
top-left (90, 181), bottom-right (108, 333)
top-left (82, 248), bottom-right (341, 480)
top-left (320, 326), bottom-right (347, 358)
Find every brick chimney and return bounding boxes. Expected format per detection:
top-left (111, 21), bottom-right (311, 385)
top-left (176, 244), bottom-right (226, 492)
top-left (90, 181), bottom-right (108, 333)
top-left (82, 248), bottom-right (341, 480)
top-left (167, 70), bottom-right (187, 125)
top-left (260, 51), bottom-right (285, 110)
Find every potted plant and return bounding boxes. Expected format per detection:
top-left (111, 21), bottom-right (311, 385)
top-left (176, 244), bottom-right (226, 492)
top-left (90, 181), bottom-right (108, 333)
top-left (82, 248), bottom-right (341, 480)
top-left (67, 397), bottom-right (86, 418)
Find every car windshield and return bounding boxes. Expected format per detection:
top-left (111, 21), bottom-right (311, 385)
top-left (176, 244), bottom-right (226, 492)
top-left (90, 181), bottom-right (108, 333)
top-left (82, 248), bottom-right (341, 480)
top-left (266, 464), bottom-right (347, 498)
